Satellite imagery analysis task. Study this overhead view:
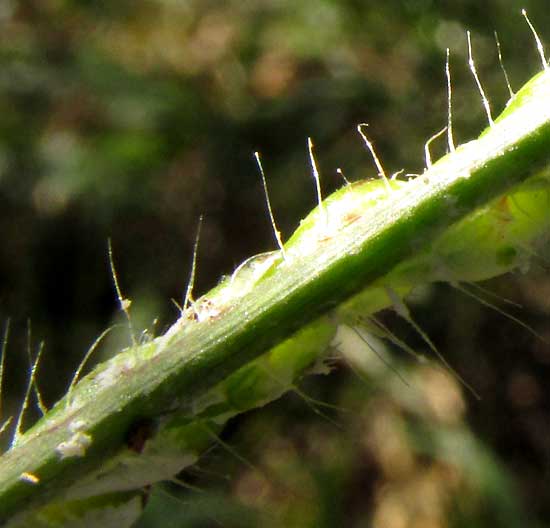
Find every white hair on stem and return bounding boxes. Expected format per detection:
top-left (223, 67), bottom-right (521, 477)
top-left (24, 323), bottom-right (47, 417)
top-left (349, 324), bottom-right (410, 386)
top-left (183, 215), bottom-right (203, 314)
top-left (357, 123), bottom-right (392, 195)
top-left (289, 383), bottom-right (346, 421)
top-left (229, 251), bottom-right (275, 286)
top-left (494, 31), bottom-right (514, 98)
top-left (0, 319), bottom-right (9, 421)
top-left (203, 422), bottom-right (265, 476)
top-left (367, 315), bottom-right (427, 364)
top-left (254, 152), bottom-right (286, 259)
top-left (424, 126), bottom-right (448, 169)
top-left (467, 31), bottom-right (494, 127)
top-left (466, 280), bottom-right (522, 309)
top-left (385, 286), bottom-right (480, 399)
top-left (522, 9), bottom-right (549, 71)
top-left (12, 340), bottom-right (45, 447)
top-left (66, 326), bottom-right (116, 403)
top-left (445, 48), bottom-right (456, 153)
top-left (453, 282), bottom-right (548, 343)
top-left (256, 359), bottom-right (347, 426)
top-left (0, 322), bottom-right (11, 444)
top-left (0, 417), bottom-right (12, 440)
top-left (307, 137), bottom-right (327, 228)
top-left (389, 169), bottom-right (404, 181)
top-left (108, 239), bottom-right (136, 346)
top-left (336, 168), bottom-right (350, 185)
top-left (289, 384), bottom-right (346, 429)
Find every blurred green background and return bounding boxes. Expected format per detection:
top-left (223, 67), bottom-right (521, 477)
top-left (2, 0), bottom-right (550, 526)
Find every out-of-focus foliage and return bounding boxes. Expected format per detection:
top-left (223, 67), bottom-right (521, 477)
top-left (2, 0), bottom-right (550, 526)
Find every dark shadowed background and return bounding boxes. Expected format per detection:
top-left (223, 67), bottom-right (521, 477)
top-left (1, 1), bottom-right (550, 526)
